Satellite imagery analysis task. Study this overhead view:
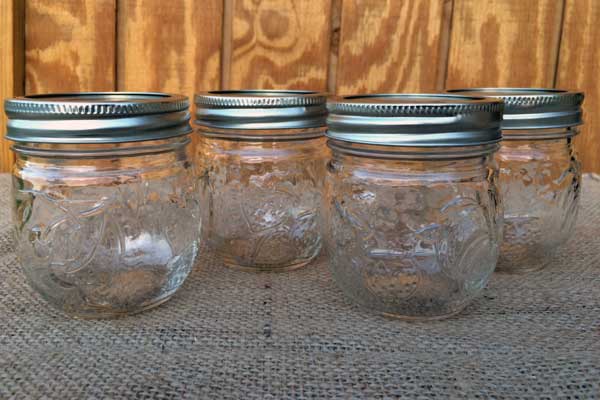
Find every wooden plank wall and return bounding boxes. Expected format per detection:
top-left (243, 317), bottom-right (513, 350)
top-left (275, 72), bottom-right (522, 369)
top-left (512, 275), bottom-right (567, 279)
top-left (1, 0), bottom-right (599, 173)
top-left (0, 0), bottom-right (24, 172)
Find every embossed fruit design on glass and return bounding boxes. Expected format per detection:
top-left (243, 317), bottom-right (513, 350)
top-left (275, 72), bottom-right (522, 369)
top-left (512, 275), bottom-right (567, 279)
top-left (5, 93), bottom-right (200, 318)
top-left (324, 94), bottom-right (504, 320)
top-left (449, 89), bottom-right (584, 273)
top-left (194, 90), bottom-right (328, 271)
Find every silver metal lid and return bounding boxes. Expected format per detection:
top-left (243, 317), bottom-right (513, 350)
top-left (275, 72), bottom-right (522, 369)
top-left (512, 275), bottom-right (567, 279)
top-left (447, 88), bottom-right (584, 130)
top-left (326, 94), bottom-right (503, 147)
top-left (194, 90), bottom-right (327, 130)
top-left (4, 92), bottom-right (192, 143)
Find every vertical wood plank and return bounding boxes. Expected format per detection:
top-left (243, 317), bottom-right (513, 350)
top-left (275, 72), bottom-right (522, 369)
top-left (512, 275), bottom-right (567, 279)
top-left (435, 0), bottom-right (454, 90)
top-left (336, 0), bottom-right (448, 95)
top-left (221, 0), bottom-right (234, 90)
top-left (557, 0), bottom-right (600, 172)
top-left (0, 0), bottom-right (24, 172)
top-left (25, 0), bottom-right (116, 93)
top-left (446, 0), bottom-right (564, 88)
top-left (117, 0), bottom-right (223, 98)
top-left (228, 0), bottom-right (332, 91)
top-left (326, 0), bottom-right (342, 94)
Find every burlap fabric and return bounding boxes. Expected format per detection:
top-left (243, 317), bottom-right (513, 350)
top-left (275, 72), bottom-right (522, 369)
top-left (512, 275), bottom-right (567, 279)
top-left (0, 173), bottom-right (598, 399)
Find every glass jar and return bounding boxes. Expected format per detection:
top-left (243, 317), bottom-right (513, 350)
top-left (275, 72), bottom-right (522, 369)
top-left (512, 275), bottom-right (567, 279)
top-left (194, 90), bottom-right (328, 271)
top-left (4, 93), bottom-right (201, 318)
top-left (324, 94), bottom-right (504, 320)
top-left (449, 89), bottom-right (584, 273)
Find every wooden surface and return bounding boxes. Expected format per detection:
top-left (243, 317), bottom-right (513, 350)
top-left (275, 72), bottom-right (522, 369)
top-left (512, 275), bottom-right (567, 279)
top-left (118, 0), bottom-right (222, 97)
top-left (25, 0), bottom-right (116, 93)
top-left (227, 0), bottom-right (332, 90)
top-left (557, 0), bottom-right (600, 173)
top-left (336, 0), bottom-right (448, 94)
top-left (1, 0), bottom-right (600, 172)
top-left (0, 0), bottom-right (24, 172)
top-left (446, 0), bottom-right (564, 88)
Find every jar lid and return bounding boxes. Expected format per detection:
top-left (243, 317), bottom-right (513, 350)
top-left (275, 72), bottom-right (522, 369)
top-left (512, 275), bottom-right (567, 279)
top-left (4, 92), bottom-right (192, 143)
top-left (447, 88), bottom-right (584, 130)
top-left (326, 94), bottom-right (503, 147)
top-left (194, 90), bottom-right (327, 130)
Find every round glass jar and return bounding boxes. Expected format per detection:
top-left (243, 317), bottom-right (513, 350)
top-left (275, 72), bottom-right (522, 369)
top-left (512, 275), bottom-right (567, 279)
top-left (194, 90), bottom-right (328, 271)
top-left (449, 89), bottom-right (584, 273)
top-left (324, 94), bottom-right (504, 320)
top-left (4, 93), bottom-right (201, 318)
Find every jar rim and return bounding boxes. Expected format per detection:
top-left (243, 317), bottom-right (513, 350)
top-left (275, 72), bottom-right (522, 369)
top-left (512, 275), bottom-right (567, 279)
top-left (327, 138), bottom-right (500, 160)
top-left (195, 125), bottom-right (326, 141)
top-left (500, 127), bottom-right (578, 141)
top-left (11, 135), bottom-right (191, 159)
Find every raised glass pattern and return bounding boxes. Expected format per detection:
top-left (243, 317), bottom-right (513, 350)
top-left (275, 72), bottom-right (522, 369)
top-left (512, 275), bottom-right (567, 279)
top-left (198, 136), bottom-right (327, 271)
top-left (12, 138), bottom-right (200, 318)
top-left (496, 136), bottom-right (581, 272)
top-left (325, 146), bottom-right (502, 319)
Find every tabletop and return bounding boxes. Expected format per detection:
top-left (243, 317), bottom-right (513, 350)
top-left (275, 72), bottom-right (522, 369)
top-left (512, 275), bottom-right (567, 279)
top-left (0, 173), bottom-right (599, 399)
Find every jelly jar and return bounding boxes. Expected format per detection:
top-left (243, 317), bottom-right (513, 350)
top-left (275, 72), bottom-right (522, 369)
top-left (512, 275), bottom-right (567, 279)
top-left (194, 90), bottom-right (328, 271)
top-left (4, 93), bottom-right (201, 318)
top-left (449, 89), bottom-right (584, 273)
top-left (324, 94), bottom-right (504, 320)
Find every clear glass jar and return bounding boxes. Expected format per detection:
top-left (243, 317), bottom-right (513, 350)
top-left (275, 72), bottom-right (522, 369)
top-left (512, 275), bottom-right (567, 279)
top-left (194, 91), bottom-right (328, 271)
top-left (496, 130), bottom-right (581, 272)
top-left (5, 93), bottom-right (200, 318)
top-left (324, 94), bottom-right (504, 320)
top-left (449, 89), bottom-right (584, 273)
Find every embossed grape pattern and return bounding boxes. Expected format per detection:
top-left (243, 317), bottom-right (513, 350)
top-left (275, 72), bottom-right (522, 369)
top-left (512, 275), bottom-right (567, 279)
top-left (12, 140), bottom-right (201, 318)
top-left (198, 136), bottom-right (327, 271)
top-left (496, 138), bottom-right (581, 273)
top-left (325, 150), bottom-right (502, 319)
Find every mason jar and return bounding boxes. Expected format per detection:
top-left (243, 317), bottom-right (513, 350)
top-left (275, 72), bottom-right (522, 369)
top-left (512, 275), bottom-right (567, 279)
top-left (194, 90), bottom-right (328, 271)
top-left (449, 89), bottom-right (584, 273)
top-left (324, 94), bottom-right (504, 320)
top-left (4, 93), bottom-right (201, 318)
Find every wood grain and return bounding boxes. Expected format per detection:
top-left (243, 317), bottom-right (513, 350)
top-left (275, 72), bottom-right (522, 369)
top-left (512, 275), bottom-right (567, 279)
top-left (327, 0), bottom-right (342, 94)
top-left (557, 0), bottom-right (600, 172)
top-left (25, 0), bottom-right (116, 93)
top-left (228, 0), bottom-right (332, 91)
top-left (336, 0), bottom-right (448, 95)
top-left (446, 0), bottom-right (564, 88)
top-left (117, 0), bottom-right (223, 98)
top-left (0, 0), bottom-right (24, 173)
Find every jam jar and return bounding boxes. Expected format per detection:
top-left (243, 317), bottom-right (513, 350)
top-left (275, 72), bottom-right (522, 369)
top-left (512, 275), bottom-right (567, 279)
top-left (4, 93), bottom-right (201, 318)
top-left (449, 89), bottom-right (584, 273)
top-left (324, 94), bottom-right (504, 320)
top-left (194, 90), bottom-right (328, 272)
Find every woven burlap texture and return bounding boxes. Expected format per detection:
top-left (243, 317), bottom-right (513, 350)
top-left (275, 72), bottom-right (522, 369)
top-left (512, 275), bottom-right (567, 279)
top-left (0, 173), bottom-right (598, 399)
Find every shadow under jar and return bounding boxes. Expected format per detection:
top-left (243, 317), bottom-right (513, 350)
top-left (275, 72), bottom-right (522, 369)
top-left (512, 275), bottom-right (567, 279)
top-left (4, 93), bottom-right (201, 319)
top-left (324, 94), bottom-right (504, 320)
top-left (194, 90), bottom-right (328, 272)
top-left (449, 89), bottom-right (584, 273)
